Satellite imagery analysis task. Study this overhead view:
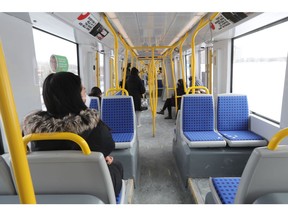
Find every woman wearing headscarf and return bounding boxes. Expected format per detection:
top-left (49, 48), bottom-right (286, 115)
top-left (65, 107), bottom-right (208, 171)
top-left (22, 72), bottom-right (123, 196)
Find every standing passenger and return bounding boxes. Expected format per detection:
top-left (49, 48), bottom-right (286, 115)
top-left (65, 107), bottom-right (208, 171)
top-left (22, 72), bottom-right (123, 196)
top-left (125, 67), bottom-right (146, 127)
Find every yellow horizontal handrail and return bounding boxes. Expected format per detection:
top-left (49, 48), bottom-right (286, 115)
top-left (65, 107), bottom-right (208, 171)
top-left (186, 86), bottom-right (210, 94)
top-left (267, 128), bottom-right (288, 150)
top-left (23, 132), bottom-right (91, 155)
top-left (106, 88), bottom-right (129, 96)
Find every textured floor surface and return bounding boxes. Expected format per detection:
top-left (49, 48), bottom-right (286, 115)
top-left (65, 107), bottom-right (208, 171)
top-left (132, 98), bottom-right (195, 204)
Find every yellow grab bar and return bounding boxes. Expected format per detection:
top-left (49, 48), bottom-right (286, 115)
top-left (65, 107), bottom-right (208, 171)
top-left (106, 88), bottom-right (129, 96)
top-left (0, 42), bottom-right (36, 204)
top-left (23, 132), bottom-right (91, 155)
top-left (186, 86), bottom-right (210, 94)
top-left (267, 128), bottom-right (288, 150)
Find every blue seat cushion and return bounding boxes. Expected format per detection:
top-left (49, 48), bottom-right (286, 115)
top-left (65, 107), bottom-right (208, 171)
top-left (219, 130), bottom-right (265, 140)
top-left (184, 131), bottom-right (224, 141)
top-left (212, 177), bottom-right (240, 204)
top-left (112, 133), bottom-right (134, 142)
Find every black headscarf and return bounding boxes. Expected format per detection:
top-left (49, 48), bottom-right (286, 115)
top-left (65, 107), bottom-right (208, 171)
top-left (42, 72), bottom-right (87, 118)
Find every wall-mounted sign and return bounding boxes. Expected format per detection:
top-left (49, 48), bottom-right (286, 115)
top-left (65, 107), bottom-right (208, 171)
top-left (50, 55), bottom-right (69, 72)
top-left (74, 12), bottom-right (109, 40)
top-left (213, 14), bottom-right (232, 31)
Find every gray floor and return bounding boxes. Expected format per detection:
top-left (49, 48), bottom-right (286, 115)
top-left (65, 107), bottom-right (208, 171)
top-left (132, 98), bottom-right (195, 204)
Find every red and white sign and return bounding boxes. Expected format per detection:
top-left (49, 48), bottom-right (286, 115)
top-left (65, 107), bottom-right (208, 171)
top-left (74, 12), bottom-right (109, 40)
top-left (74, 12), bottom-right (98, 33)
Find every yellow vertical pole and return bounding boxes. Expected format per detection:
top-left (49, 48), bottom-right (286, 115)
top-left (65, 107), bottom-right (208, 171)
top-left (191, 13), bottom-right (219, 94)
top-left (170, 52), bottom-right (177, 112)
top-left (177, 33), bottom-right (188, 111)
top-left (95, 52), bottom-right (100, 87)
top-left (131, 55), bottom-right (134, 68)
top-left (109, 57), bottom-right (115, 88)
top-left (151, 48), bottom-right (157, 137)
top-left (122, 48), bottom-right (129, 91)
top-left (162, 58), bottom-right (169, 98)
top-left (104, 14), bottom-right (119, 89)
top-left (0, 42), bottom-right (36, 204)
top-left (179, 33), bottom-right (188, 93)
top-left (208, 48), bottom-right (213, 94)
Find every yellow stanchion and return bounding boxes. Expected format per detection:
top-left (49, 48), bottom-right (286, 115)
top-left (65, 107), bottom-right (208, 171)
top-left (103, 14), bottom-right (119, 89)
top-left (0, 42), bottom-right (36, 204)
top-left (190, 13), bottom-right (219, 94)
top-left (96, 52), bottom-right (100, 87)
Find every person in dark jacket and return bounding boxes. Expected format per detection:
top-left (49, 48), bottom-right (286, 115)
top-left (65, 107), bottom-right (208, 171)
top-left (125, 67), bottom-right (146, 127)
top-left (157, 79), bottom-right (185, 119)
top-left (22, 72), bottom-right (123, 196)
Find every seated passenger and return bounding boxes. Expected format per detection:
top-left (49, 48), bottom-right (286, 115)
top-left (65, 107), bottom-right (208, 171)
top-left (189, 76), bottom-right (205, 93)
top-left (88, 86), bottom-right (103, 106)
top-left (157, 79), bottom-right (185, 119)
top-left (22, 72), bottom-right (123, 196)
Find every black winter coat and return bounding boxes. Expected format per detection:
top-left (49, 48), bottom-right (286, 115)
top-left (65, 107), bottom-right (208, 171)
top-left (125, 74), bottom-right (146, 111)
top-left (23, 109), bottom-right (115, 157)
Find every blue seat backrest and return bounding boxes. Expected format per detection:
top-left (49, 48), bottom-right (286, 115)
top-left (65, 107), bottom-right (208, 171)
top-left (89, 97), bottom-right (100, 111)
top-left (101, 96), bottom-right (134, 133)
top-left (182, 95), bottom-right (214, 132)
top-left (217, 95), bottom-right (249, 131)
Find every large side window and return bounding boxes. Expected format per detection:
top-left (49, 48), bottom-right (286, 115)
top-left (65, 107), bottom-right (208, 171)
top-left (32, 28), bottom-right (78, 109)
top-left (232, 19), bottom-right (288, 123)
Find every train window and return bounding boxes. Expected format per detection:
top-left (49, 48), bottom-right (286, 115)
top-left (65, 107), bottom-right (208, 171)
top-left (32, 28), bottom-right (78, 109)
top-left (232, 20), bottom-right (288, 123)
top-left (33, 28), bottom-right (78, 80)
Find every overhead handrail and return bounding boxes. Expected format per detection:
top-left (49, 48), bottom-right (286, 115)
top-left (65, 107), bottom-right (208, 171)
top-left (106, 88), bottom-right (129, 96)
top-left (267, 127), bottom-right (288, 150)
top-left (186, 86), bottom-right (210, 94)
top-left (0, 42), bottom-right (36, 204)
top-left (23, 132), bottom-right (91, 155)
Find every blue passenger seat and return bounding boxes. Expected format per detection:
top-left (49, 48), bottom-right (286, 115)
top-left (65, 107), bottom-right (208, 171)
top-left (206, 128), bottom-right (288, 204)
top-left (101, 96), bottom-right (136, 149)
top-left (89, 96), bottom-right (100, 111)
top-left (217, 94), bottom-right (267, 147)
top-left (101, 96), bottom-right (139, 187)
top-left (180, 94), bottom-right (226, 148)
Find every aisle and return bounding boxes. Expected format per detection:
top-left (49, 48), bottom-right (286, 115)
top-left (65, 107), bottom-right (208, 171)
top-left (132, 99), bottom-right (195, 204)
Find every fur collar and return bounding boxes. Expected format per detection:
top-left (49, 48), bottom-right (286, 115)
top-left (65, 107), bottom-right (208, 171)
top-left (23, 109), bottom-right (100, 135)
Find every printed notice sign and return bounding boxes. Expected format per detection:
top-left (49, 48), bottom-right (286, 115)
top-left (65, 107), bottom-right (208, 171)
top-left (74, 12), bottom-right (109, 40)
top-left (213, 14), bottom-right (232, 31)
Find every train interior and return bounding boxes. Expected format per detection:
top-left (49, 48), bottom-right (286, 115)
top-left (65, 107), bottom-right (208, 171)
top-left (1, 3), bottom-right (288, 210)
